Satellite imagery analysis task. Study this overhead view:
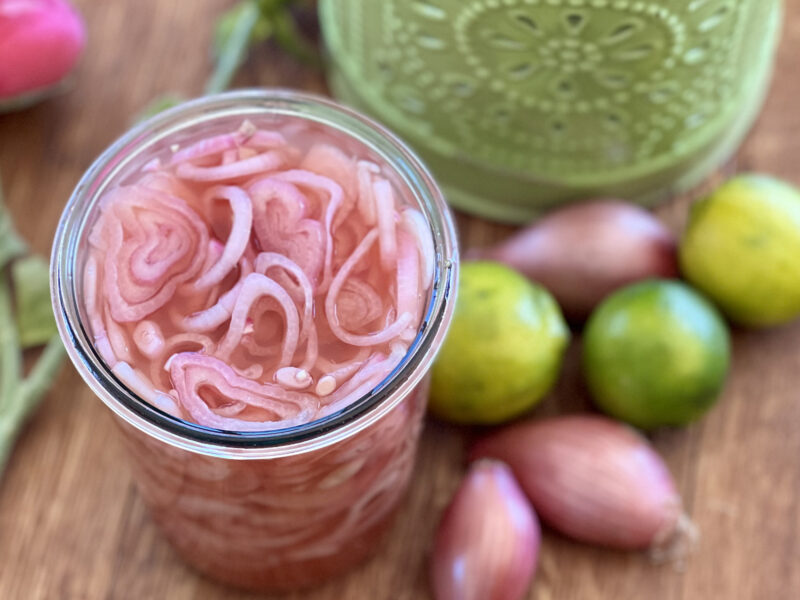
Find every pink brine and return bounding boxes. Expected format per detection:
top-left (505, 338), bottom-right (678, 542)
top-left (84, 119), bottom-right (434, 431)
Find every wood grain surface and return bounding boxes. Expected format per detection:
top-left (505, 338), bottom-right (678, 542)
top-left (1, 1), bottom-right (799, 598)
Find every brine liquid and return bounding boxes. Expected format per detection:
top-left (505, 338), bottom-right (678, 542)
top-left (82, 115), bottom-right (437, 591)
top-left (84, 118), bottom-right (434, 430)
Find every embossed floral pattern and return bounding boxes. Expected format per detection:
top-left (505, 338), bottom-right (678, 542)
top-left (324, 0), bottom-right (775, 179)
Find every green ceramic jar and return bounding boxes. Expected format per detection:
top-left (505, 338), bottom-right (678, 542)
top-left (320, 0), bottom-right (782, 222)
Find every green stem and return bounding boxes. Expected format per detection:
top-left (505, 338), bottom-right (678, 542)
top-left (0, 274), bottom-right (22, 480)
top-left (205, 0), bottom-right (261, 95)
top-left (20, 338), bottom-right (65, 411)
top-left (0, 275), bottom-right (21, 412)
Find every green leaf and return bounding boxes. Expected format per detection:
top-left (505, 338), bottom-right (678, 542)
top-left (271, 7), bottom-right (321, 66)
top-left (206, 0), bottom-right (262, 95)
top-left (12, 255), bottom-right (57, 349)
top-left (0, 181), bottom-right (27, 272)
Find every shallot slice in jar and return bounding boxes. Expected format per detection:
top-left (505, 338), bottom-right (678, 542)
top-left (91, 185), bottom-right (209, 322)
top-left (168, 353), bottom-right (318, 431)
top-left (373, 178), bottom-right (397, 273)
top-left (249, 177), bottom-right (325, 286)
top-left (325, 229), bottom-right (413, 347)
top-left (176, 151), bottom-right (285, 182)
top-left (273, 170), bottom-right (343, 292)
top-left (192, 186), bottom-right (253, 290)
top-left (216, 273), bottom-right (301, 366)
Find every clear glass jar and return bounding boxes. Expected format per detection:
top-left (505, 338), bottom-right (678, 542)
top-left (50, 90), bottom-right (458, 592)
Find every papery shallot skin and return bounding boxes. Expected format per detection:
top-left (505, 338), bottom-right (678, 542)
top-left (471, 416), bottom-right (685, 551)
top-left (431, 460), bottom-right (540, 600)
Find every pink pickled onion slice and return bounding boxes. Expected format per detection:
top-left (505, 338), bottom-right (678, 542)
top-left (325, 229), bottom-right (413, 346)
top-left (114, 361), bottom-right (182, 418)
top-left (254, 252), bottom-right (318, 370)
top-left (356, 161), bottom-right (379, 226)
top-left (217, 273), bottom-right (300, 366)
top-left (249, 177), bottom-right (325, 286)
top-left (104, 303), bottom-right (133, 363)
top-left (336, 278), bottom-right (383, 332)
top-left (274, 170), bottom-right (343, 293)
top-left (168, 353), bottom-right (318, 431)
top-left (193, 186), bottom-right (253, 290)
top-left (182, 257), bottom-right (253, 331)
top-left (170, 132), bottom-right (241, 165)
top-left (317, 344), bottom-right (407, 416)
top-left (83, 255), bottom-right (116, 365)
top-left (92, 185), bottom-right (208, 322)
top-left (401, 208), bottom-right (435, 291)
top-left (132, 320), bottom-right (165, 359)
top-left (176, 151), bottom-right (284, 182)
top-left (245, 129), bottom-right (288, 151)
top-left (300, 143), bottom-right (357, 228)
top-left (373, 179), bottom-right (397, 272)
top-left (395, 230), bottom-right (422, 342)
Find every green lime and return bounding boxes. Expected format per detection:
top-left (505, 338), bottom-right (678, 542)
top-left (583, 280), bottom-right (730, 429)
top-left (430, 261), bottom-right (569, 425)
top-left (679, 174), bottom-right (800, 327)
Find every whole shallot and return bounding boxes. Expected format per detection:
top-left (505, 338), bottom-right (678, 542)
top-left (480, 201), bottom-right (678, 319)
top-left (471, 415), bottom-right (697, 560)
top-left (431, 460), bottom-right (540, 600)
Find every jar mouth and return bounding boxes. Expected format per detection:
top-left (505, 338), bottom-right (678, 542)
top-left (51, 89), bottom-right (458, 454)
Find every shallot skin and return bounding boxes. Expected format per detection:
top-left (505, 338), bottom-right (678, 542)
top-left (481, 201), bottom-right (679, 319)
top-left (471, 416), bottom-right (685, 551)
top-left (431, 460), bottom-right (540, 600)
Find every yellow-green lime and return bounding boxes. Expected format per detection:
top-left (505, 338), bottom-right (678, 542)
top-left (430, 261), bottom-right (569, 425)
top-left (680, 174), bottom-right (800, 327)
top-left (583, 279), bottom-right (730, 429)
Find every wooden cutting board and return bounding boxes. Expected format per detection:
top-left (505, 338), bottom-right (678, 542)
top-left (1, 1), bottom-right (799, 598)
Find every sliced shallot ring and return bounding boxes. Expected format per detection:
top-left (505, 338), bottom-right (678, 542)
top-left (373, 178), bottom-right (397, 272)
top-left (254, 252), bottom-right (318, 370)
top-left (176, 151), bottom-right (284, 182)
top-left (193, 186), bottom-right (253, 290)
top-left (114, 361), bottom-right (182, 418)
top-left (170, 133), bottom-right (241, 165)
top-left (217, 273), bottom-right (300, 365)
top-left (325, 229), bottom-right (414, 346)
top-left (99, 186), bottom-right (208, 322)
top-left (356, 161), bottom-right (379, 226)
top-left (395, 230), bottom-right (422, 342)
top-left (182, 258), bottom-right (253, 332)
top-left (274, 170), bottom-right (343, 292)
top-left (133, 320), bottom-right (165, 359)
top-left (318, 344), bottom-right (407, 416)
top-left (84, 256), bottom-right (116, 365)
top-left (401, 207), bottom-right (435, 290)
top-left (168, 352), bottom-right (318, 431)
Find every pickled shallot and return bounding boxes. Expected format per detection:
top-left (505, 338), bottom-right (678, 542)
top-left (84, 120), bottom-right (434, 431)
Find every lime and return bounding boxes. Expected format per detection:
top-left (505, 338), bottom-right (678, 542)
top-left (679, 174), bottom-right (800, 327)
top-left (430, 261), bottom-right (569, 425)
top-left (583, 280), bottom-right (730, 429)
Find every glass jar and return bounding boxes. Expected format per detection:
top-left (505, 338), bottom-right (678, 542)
top-left (50, 90), bottom-right (458, 592)
top-left (320, 0), bottom-right (782, 222)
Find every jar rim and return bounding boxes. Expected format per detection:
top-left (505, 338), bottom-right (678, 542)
top-left (51, 89), bottom-right (458, 458)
